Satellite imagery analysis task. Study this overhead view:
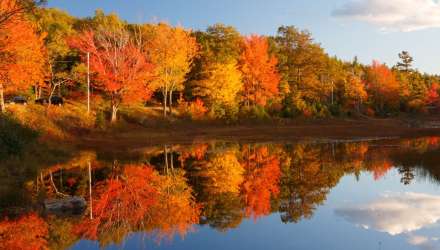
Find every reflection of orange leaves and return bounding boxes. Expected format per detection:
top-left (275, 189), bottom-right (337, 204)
top-left (345, 143), bottom-right (369, 170)
top-left (371, 160), bottom-right (393, 181)
top-left (74, 164), bottom-right (200, 246)
top-left (192, 144), bottom-right (209, 160)
top-left (179, 144), bottom-right (209, 164)
top-left (427, 136), bottom-right (440, 147)
top-left (242, 146), bottom-right (281, 219)
top-left (201, 149), bottom-right (244, 194)
top-left (0, 213), bottom-right (48, 250)
top-left (66, 177), bottom-right (77, 187)
top-left (74, 165), bottom-right (160, 240)
top-left (149, 170), bottom-right (201, 242)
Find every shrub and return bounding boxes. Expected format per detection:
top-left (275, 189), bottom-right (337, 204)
top-left (7, 103), bottom-right (94, 140)
top-left (178, 98), bottom-right (208, 120)
top-left (0, 115), bottom-right (38, 157)
top-left (240, 105), bottom-right (271, 120)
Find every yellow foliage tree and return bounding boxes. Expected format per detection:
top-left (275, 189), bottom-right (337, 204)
top-left (195, 61), bottom-right (243, 118)
top-left (141, 23), bottom-right (198, 117)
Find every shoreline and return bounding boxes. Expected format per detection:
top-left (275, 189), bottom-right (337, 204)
top-left (77, 117), bottom-right (440, 150)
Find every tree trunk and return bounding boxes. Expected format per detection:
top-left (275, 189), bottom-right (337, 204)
top-left (169, 89), bottom-right (173, 116)
top-left (111, 104), bottom-right (118, 123)
top-left (163, 88), bottom-right (168, 117)
top-left (246, 89), bottom-right (250, 108)
top-left (0, 83), bottom-right (5, 113)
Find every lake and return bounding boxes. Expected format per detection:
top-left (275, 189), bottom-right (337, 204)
top-left (2, 137), bottom-right (440, 250)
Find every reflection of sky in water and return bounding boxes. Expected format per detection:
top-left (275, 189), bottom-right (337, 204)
top-left (71, 169), bottom-right (440, 250)
top-left (335, 192), bottom-right (440, 250)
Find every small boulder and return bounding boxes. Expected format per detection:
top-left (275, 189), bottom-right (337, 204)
top-left (44, 196), bottom-right (86, 215)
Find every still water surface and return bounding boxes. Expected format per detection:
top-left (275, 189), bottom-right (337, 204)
top-left (2, 137), bottom-right (440, 250)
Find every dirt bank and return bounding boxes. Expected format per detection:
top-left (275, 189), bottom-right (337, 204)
top-left (77, 116), bottom-right (440, 150)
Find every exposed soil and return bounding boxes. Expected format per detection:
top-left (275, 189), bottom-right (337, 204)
top-left (77, 116), bottom-right (440, 150)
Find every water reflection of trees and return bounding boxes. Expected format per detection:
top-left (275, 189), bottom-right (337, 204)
top-left (3, 137), bottom-right (440, 248)
top-left (72, 164), bottom-right (200, 247)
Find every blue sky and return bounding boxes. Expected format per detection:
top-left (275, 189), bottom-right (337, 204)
top-left (47, 0), bottom-right (440, 74)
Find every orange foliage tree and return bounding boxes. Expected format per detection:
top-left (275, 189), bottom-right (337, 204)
top-left (0, 1), bottom-right (46, 112)
top-left (240, 35), bottom-right (280, 108)
top-left (0, 0), bottom-right (43, 26)
top-left (365, 61), bottom-right (400, 115)
top-left (0, 213), bottom-right (49, 250)
top-left (426, 82), bottom-right (439, 107)
top-left (69, 26), bottom-right (154, 122)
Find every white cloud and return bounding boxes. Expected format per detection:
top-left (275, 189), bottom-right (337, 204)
top-left (407, 235), bottom-right (438, 250)
top-left (335, 192), bottom-right (440, 250)
top-left (408, 235), bottom-right (429, 245)
top-left (332, 0), bottom-right (440, 32)
top-left (335, 192), bottom-right (440, 235)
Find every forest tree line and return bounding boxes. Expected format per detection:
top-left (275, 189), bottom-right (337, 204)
top-left (1, 0), bottom-right (440, 124)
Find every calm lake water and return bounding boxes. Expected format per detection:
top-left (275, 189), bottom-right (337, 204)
top-left (2, 137), bottom-right (440, 250)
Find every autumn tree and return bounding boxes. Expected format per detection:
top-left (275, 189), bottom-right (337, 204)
top-left (140, 23), bottom-right (198, 117)
top-left (0, 0), bottom-right (45, 27)
top-left (344, 74), bottom-right (367, 113)
top-left (194, 61), bottom-right (243, 118)
top-left (0, 2), bottom-right (47, 112)
top-left (35, 8), bottom-right (78, 99)
top-left (193, 24), bottom-right (243, 65)
top-left (189, 24), bottom-right (244, 118)
top-left (240, 35), bottom-right (280, 108)
top-left (426, 82), bottom-right (439, 107)
top-left (365, 61), bottom-right (400, 115)
top-left (271, 26), bottom-right (327, 116)
top-left (69, 22), bottom-right (154, 122)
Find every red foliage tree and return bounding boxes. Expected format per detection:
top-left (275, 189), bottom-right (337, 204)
top-left (240, 35), bottom-right (280, 107)
top-left (365, 61), bottom-right (400, 114)
top-left (426, 82), bottom-right (439, 107)
top-left (69, 28), bottom-right (154, 122)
